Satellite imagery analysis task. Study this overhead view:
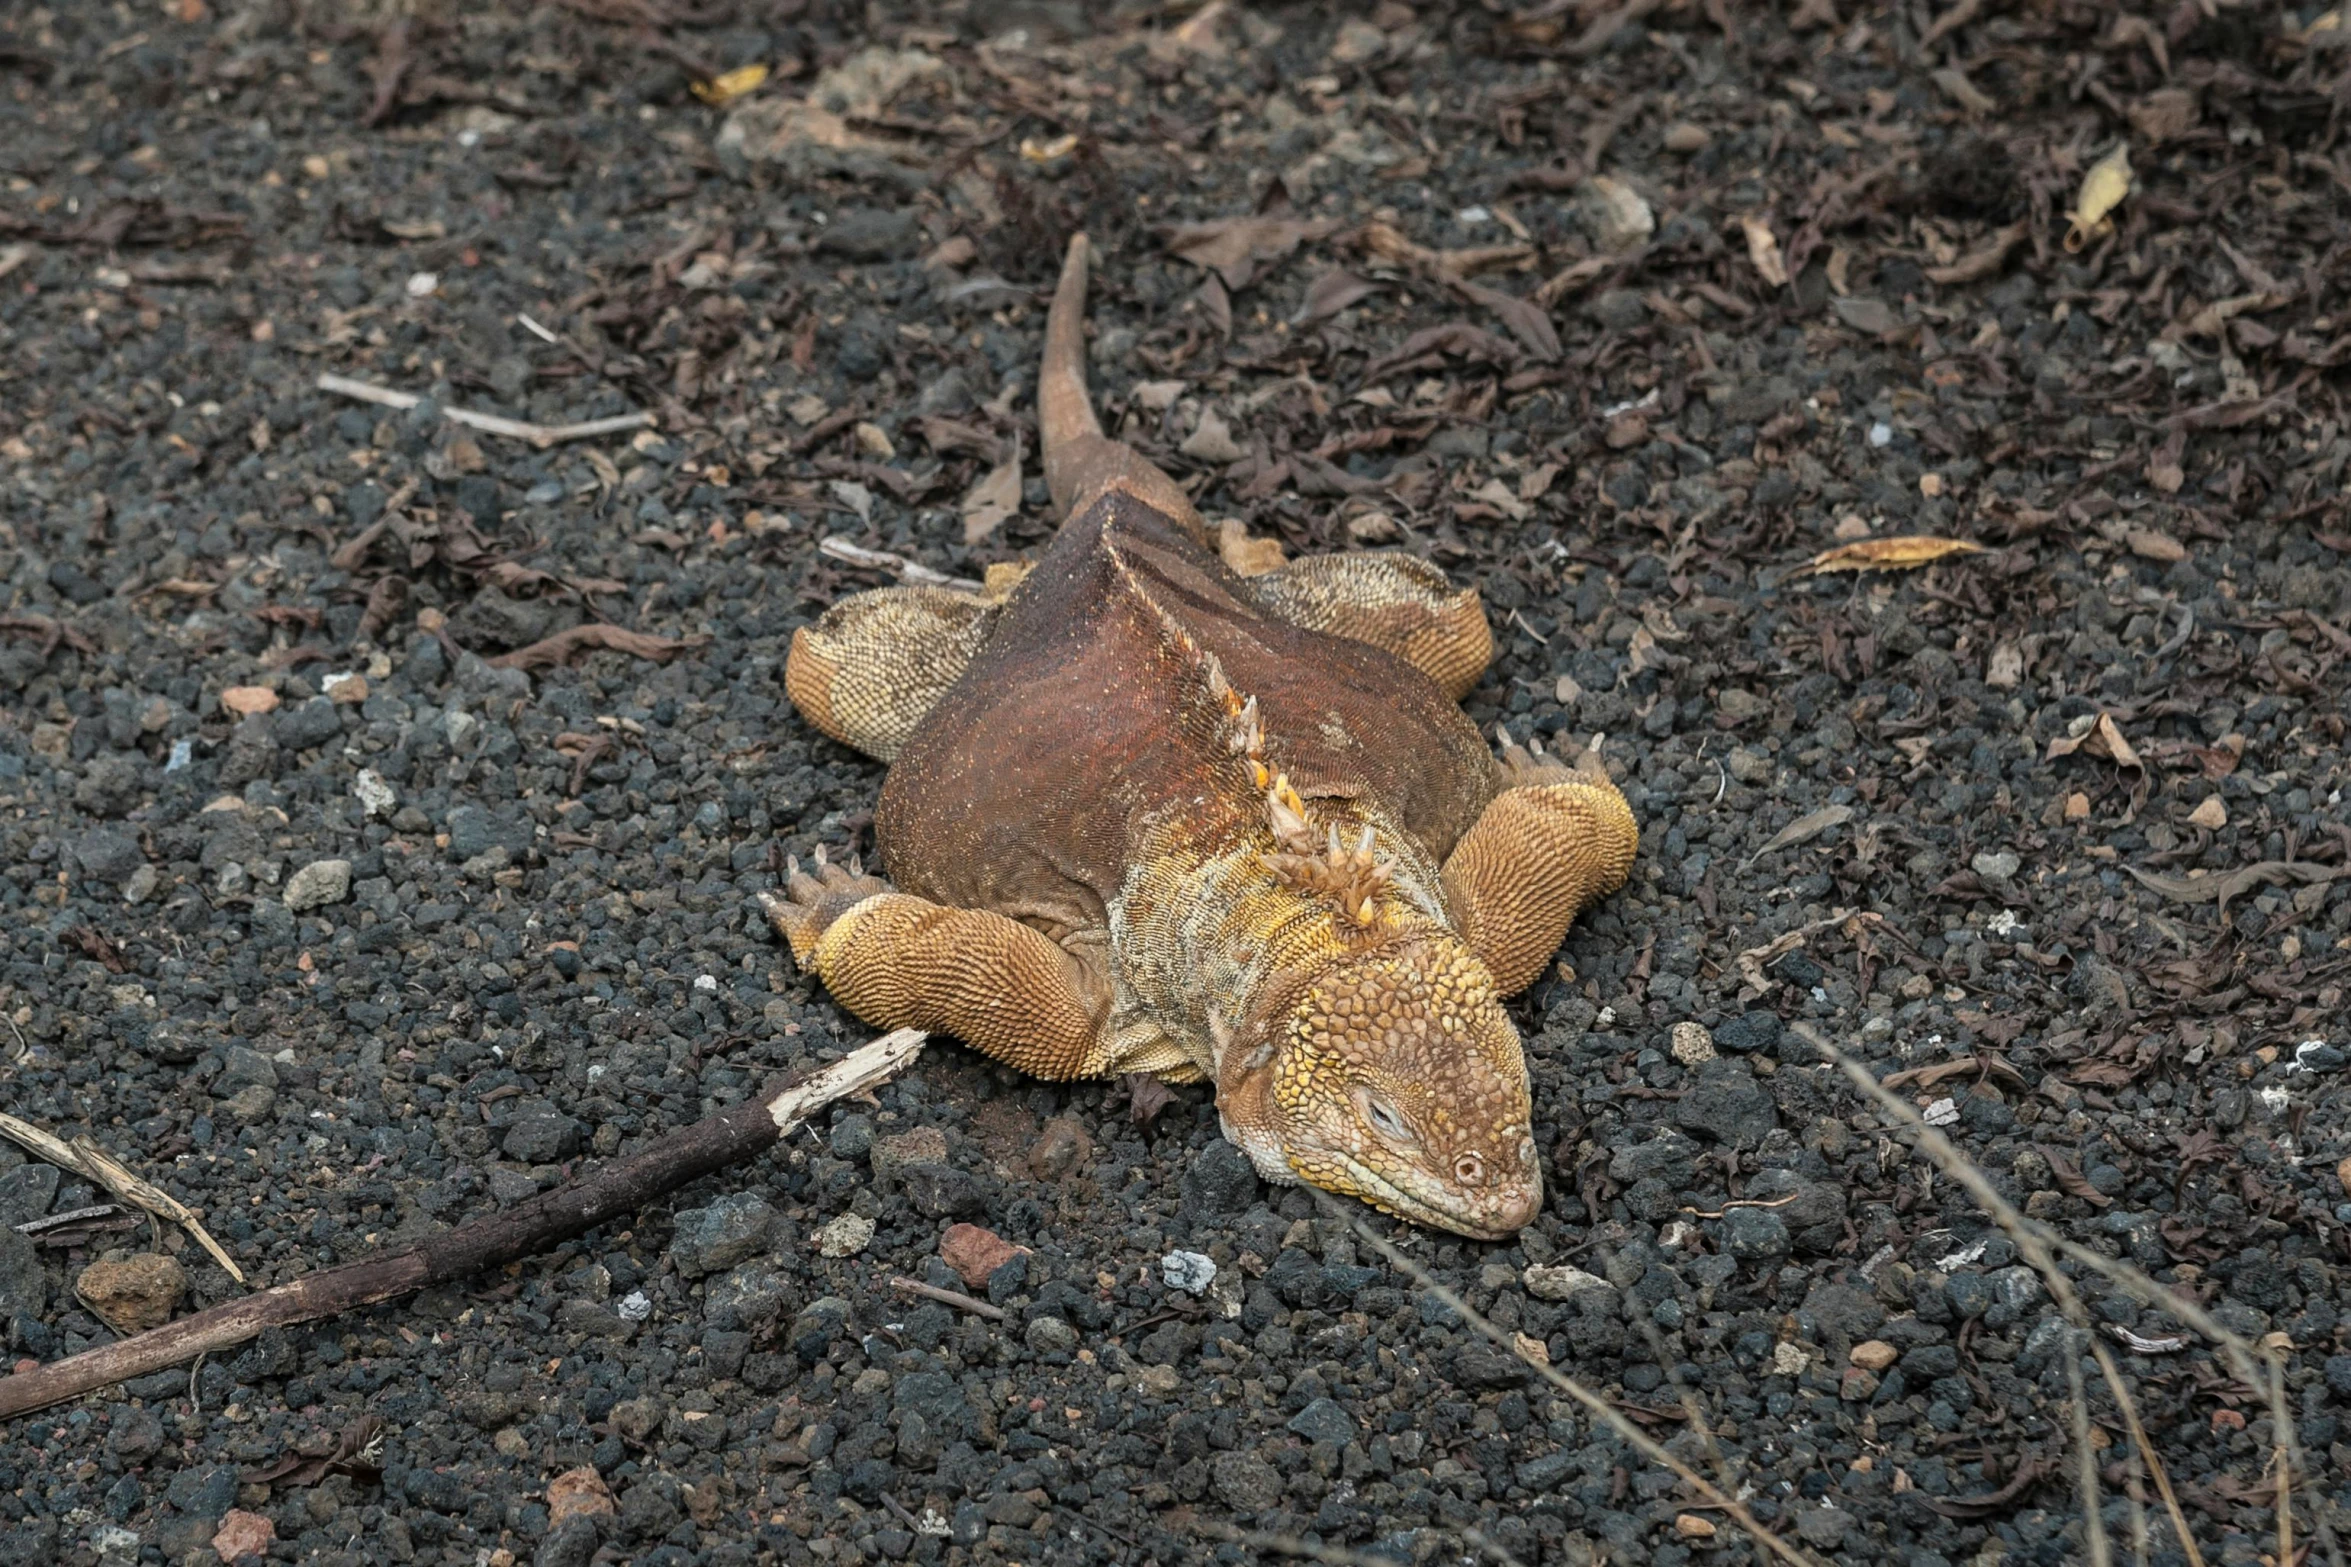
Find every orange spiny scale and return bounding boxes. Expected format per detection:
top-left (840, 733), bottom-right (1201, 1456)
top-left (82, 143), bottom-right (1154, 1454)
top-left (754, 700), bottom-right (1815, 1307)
top-left (1265, 772), bottom-right (1317, 852)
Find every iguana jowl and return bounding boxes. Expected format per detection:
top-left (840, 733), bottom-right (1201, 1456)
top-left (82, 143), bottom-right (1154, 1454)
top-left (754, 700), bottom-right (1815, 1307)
top-left (762, 236), bottom-right (1637, 1239)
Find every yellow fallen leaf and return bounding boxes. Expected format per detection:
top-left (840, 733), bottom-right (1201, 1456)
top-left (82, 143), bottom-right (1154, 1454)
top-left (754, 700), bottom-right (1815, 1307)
top-left (1020, 133), bottom-right (1080, 163)
top-left (2064, 144), bottom-right (2132, 252)
top-left (1738, 215), bottom-right (1788, 288)
top-left (692, 62), bottom-right (770, 108)
top-left (1805, 535), bottom-right (1987, 574)
top-left (2186, 795), bottom-right (2227, 830)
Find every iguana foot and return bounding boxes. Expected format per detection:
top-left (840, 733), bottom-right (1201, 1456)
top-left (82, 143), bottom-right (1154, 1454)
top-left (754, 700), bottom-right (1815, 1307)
top-left (1440, 732), bottom-right (1638, 994)
top-left (757, 848), bottom-right (894, 965)
top-left (786, 585), bottom-right (1000, 762)
top-left (1243, 552), bottom-right (1493, 700)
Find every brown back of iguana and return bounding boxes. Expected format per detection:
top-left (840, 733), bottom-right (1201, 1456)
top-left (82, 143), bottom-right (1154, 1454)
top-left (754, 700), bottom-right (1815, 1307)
top-left (875, 239), bottom-right (1493, 939)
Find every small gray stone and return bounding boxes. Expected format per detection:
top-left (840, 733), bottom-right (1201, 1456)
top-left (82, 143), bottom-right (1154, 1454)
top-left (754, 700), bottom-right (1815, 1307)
top-left (487, 1167), bottom-right (540, 1204)
top-left (0, 1164), bottom-right (59, 1227)
top-left (706, 1263), bottom-right (791, 1326)
top-left (1943, 1271), bottom-right (1995, 1319)
top-left (1181, 1140), bottom-right (1259, 1217)
top-left (1712, 1010), bottom-right (1783, 1055)
top-left (0, 1227), bottom-right (47, 1321)
top-left (284, 858), bottom-right (352, 911)
top-left (502, 1106), bottom-right (582, 1164)
top-left (1209, 1451), bottom-right (1283, 1512)
top-left (1286, 1396), bottom-right (1355, 1447)
top-left (224, 1083), bottom-right (277, 1123)
top-left (812, 207), bottom-right (922, 261)
top-left (1970, 849), bottom-right (2022, 880)
top-left (1161, 1250), bottom-right (1217, 1295)
top-left (73, 826), bottom-right (144, 885)
top-left (1023, 1315), bottom-right (1079, 1355)
top-left (1677, 1059), bottom-right (1778, 1145)
top-left (670, 1192), bottom-right (776, 1277)
top-left (271, 698), bottom-right (344, 752)
top-left (1717, 1205), bottom-right (1791, 1260)
top-left (827, 1114), bottom-right (875, 1160)
top-left (215, 1046), bottom-right (279, 1093)
top-left (1591, 288), bottom-right (1648, 331)
top-left (1794, 1506), bottom-right (1849, 1550)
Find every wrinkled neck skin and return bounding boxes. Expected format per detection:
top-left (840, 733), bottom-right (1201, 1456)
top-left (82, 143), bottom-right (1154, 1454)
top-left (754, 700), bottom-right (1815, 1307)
top-left (1108, 802), bottom-right (1453, 1149)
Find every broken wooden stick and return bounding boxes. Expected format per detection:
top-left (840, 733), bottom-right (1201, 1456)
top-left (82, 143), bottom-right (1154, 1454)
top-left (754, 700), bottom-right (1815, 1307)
top-left (0, 1112), bottom-right (243, 1284)
top-left (0, 1029), bottom-right (926, 1420)
top-left (315, 372), bottom-right (654, 447)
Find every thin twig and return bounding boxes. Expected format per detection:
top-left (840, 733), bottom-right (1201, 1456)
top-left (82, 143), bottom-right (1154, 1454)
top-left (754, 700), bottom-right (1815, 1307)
top-left (0, 1113), bottom-right (244, 1284)
top-left (2063, 1350), bottom-right (2116, 1567)
top-left (2092, 1339), bottom-right (2209, 1567)
top-left (315, 372), bottom-right (653, 447)
top-left (886, 1276), bottom-right (1004, 1321)
top-left (817, 536), bottom-right (986, 592)
top-left (1182, 1515), bottom-right (1440, 1567)
top-left (1320, 1194), bottom-right (1827, 1567)
top-left (1793, 1022), bottom-right (2336, 1567)
top-left (0, 1032), bottom-right (927, 1419)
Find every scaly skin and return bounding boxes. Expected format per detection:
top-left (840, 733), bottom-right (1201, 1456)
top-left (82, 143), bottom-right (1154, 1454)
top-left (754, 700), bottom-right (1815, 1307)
top-left (763, 234), bottom-right (1637, 1239)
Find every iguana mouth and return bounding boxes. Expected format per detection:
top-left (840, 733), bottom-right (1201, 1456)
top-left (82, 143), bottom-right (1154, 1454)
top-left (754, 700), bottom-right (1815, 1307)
top-left (1320, 1153), bottom-right (1533, 1243)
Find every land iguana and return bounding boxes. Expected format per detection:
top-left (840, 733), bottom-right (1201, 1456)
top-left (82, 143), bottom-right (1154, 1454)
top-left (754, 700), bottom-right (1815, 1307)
top-left (760, 235), bottom-right (1637, 1239)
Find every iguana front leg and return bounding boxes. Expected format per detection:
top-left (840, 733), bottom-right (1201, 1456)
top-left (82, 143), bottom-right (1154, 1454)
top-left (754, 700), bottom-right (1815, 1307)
top-left (1244, 553), bottom-right (1494, 700)
top-left (1441, 735), bottom-right (1638, 995)
top-left (758, 854), bottom-right (1115, 1080)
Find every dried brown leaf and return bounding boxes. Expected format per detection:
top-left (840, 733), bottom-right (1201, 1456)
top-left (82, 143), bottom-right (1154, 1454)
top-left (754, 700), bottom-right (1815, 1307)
top-left (2046, 713), bottom-right (2141, 771)
top-left (1296, 268), bottom-right (1380, 324)
top-left (489, 624), bottom-right (710, 671)
top-left (2124, 860), bottom-right (2344, 911)
top-left (960, 453), bottom-right (1022, 545)
top-left (1805, 535), bottom-right (1986, 574)
top-left (1165, 213), bottom-right (1338, 291)
top-left (1455, 280), bottom-right (1561, 362)
top-left (1748, 803), bottom-right (1855, 862)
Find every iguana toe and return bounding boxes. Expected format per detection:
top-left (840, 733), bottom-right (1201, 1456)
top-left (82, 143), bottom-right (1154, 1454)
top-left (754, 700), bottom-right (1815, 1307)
top-left (759, 851), bottom-right (895, 964)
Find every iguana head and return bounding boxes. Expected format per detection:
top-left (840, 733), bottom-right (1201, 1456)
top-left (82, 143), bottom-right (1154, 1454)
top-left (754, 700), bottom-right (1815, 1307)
top-left (1219, 935), bottom-right (1542, 1240)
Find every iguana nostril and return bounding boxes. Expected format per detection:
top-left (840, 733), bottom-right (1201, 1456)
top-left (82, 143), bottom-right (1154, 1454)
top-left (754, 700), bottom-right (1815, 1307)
top-left (1455, 1151), bottom-right (1486, 1186)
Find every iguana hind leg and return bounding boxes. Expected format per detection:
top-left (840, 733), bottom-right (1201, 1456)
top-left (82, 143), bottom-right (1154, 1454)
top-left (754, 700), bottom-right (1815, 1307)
top-left (1441, 734), bottom-right (1638, 994)
top-left (785, 585), bottom-right (998, 762)
top-left (759, 854), bottom-right (1115, 1080)
top-left (1245, 552), bottom-right (1494, 700)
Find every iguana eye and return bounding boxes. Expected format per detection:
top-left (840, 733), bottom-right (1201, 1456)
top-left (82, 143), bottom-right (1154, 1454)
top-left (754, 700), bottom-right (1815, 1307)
top-left (1353, 1086), bottom-right (1414, 1146)
top-left (1454, 1152), bottom-right (1486, 1186)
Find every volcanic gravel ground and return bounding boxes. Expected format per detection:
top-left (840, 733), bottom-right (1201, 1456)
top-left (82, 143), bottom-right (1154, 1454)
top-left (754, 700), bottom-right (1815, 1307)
top-left (0, 3), bottom-right (2348, 1566)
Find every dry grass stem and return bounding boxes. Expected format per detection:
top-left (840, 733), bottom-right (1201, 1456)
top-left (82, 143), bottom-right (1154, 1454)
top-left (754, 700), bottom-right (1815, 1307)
top-left (1794, 1022), bottom-right (2338, 1567)
top-left (1321, 1194), bottom-right (1829, 1567)
top-left (2064, 1350), bottom-right (2116, 1567)
top-left (315, 371), bottom-right (654, 446)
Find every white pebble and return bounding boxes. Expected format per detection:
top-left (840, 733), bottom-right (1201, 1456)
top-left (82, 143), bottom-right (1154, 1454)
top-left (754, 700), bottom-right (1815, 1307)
top-left (616, 1290), bottom-right (652, 1322)
top-left (354, 768), bottom-right (397, 818)
top-left (1868, 421), bottom-right (1894, 447)
top-left (1923, 1097), bottom-right (1960, 1127)
top-left (1161, 1250), bottom-right (1217, 1295)
top-left (405, 271), bottom-right (439, 298)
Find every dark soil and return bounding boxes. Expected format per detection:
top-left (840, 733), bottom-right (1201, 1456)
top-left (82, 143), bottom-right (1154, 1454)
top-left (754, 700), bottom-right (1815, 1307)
top-left (2, 3), bottom-right (2349, 1566)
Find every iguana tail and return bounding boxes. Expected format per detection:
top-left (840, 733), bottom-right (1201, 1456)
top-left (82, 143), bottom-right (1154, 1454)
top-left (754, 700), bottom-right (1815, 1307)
top-left (1039, 233), bottom-right (1209, 541)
